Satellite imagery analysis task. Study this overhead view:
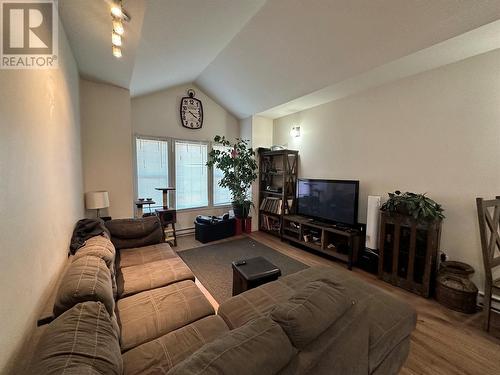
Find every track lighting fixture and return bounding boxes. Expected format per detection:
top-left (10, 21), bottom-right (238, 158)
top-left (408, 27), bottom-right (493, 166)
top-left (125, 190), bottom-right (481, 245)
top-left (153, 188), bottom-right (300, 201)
top-left (112, 46), bottom-right (122, 58)
top-left (110, 1), bottom-right (130, 21)
top-left (110, 1), bottom-right (131, 58)
top-left (112, 31), bottom-right (122, 47)
top-left (113, 19), bottom-right (124, 35)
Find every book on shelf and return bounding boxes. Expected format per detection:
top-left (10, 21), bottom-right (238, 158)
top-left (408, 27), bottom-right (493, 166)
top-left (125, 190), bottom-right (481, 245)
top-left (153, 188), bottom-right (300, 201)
top-left (260, 214), bottom-right (281, 231)
top-left (260, 197), bottom-right (282, 214)
top-left (259, 197), bottom-right (294, 215)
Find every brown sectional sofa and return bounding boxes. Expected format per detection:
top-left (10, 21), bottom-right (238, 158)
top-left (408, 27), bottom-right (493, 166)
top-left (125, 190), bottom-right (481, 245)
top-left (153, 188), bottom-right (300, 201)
top-left (27, 216), bottom-right (416, 374)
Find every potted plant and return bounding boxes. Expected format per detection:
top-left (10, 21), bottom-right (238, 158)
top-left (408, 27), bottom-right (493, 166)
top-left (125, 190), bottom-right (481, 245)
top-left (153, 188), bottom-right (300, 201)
top-left (378, 190), bottom-right (445, 297)
top-left (207, 136), bottom-right (258, 218)
top-left (380, 190), bottom-right (445, 222)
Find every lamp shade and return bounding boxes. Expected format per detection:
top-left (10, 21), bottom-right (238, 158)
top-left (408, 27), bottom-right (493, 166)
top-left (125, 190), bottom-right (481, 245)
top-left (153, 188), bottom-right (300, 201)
top-left (85, 191), bottom-right (110, 210)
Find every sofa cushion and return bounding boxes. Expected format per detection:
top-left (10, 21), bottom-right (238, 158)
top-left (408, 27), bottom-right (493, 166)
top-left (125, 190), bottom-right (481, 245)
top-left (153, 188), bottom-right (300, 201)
top-left (271, 280), bottom-right (353, 349)
top-left (167, 317), bottom-right (295, 375)
top-left (106, 216), bottom-right (163, 250)
top-left (30, 302), bottom-right (122, 375)
top-left (118, 243), bottom-right (177, 268)
top-left (123, 315), bottom-right (229, 375)
top-left (366, 289), bottom-right (416, 373)
top-left (73, 235), bottom-right (118, 297)
top-left (117, 257), bottom-right (195, 298)
top-left (73, 235), bottom-right (116, 266)
top-left (218, 266), bottom-right (416, 373)
top-left (117, 280), bottom-right (214, 352)
top-left (277, 267), bottom-right (417, 372)
top-left (53, 255), bottom-right (114, 317)
top-left (218, 278), bottom-right (295, 329)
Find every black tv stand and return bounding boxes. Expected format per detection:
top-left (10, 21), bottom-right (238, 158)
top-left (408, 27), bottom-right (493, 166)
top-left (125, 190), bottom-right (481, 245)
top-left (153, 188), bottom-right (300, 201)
top-left (309, 220), bottom-right (352, 231)
top-left (281, 215), bottom-right (365, 270)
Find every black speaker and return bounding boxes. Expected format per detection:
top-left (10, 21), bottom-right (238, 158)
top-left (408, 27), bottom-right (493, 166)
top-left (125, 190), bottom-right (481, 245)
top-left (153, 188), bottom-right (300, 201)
top-left (358, 248), bottom-right (379, 274)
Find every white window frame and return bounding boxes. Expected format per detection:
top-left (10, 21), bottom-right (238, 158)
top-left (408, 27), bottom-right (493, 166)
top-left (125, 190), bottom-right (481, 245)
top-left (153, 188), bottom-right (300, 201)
top-left (212, 144), bottom-right (233, 207)
top-left (134, 134), bottom-right (232, 212)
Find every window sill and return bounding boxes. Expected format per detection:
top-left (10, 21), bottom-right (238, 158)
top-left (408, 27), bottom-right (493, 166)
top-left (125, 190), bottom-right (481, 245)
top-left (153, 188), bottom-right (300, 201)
top-left (176, 204), bottom-right (232, 213)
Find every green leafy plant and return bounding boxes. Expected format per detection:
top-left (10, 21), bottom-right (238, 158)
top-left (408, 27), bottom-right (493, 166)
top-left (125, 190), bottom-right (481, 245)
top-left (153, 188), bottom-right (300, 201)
top-left (207, 136), bottom-right (258, 218)
top-left (380, 191), bottom-right (445, 222)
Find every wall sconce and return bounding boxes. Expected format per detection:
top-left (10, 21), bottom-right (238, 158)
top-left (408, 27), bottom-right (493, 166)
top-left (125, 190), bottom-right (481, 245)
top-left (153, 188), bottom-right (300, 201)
top-left (290, 126), bottom-right (301, 138)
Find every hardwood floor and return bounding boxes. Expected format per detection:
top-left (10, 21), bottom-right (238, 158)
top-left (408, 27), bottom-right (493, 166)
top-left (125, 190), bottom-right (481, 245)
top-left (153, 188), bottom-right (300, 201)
top-left (176, 231), bottom-right (500, 375)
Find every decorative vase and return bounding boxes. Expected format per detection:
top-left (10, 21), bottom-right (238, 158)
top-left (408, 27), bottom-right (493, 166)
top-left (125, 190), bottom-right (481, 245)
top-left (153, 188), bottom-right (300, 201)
top-left (232, 202), bottom-right (251, 219)
top-left (435, 261), bottom-right (478, 314)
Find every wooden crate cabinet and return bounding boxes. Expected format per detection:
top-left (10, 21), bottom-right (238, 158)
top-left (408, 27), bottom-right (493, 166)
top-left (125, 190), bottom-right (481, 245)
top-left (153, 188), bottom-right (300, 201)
top-left (378, 211), bottom-right (442, 297)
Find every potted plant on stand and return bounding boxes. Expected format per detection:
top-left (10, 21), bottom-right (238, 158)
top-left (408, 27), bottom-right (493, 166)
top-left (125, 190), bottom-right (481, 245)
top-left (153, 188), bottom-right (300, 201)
top-left (207, 136), bottom-right (258, 233)
top-left (378, 190), bottom-right (445, 297)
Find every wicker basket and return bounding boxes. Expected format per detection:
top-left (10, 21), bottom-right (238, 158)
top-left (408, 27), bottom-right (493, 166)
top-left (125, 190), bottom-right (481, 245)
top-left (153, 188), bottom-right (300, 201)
top-left (439, 261), bottom-right (475, 277)
top-left (435, 274), bottom-right (478, 314)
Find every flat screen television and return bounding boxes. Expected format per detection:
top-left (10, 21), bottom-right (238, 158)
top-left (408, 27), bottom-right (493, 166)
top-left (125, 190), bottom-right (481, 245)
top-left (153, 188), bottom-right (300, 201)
top-left (297, 179), bottom-right (359, 226)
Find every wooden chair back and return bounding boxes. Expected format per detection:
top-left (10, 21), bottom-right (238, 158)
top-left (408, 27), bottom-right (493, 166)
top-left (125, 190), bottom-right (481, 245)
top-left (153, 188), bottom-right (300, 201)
top-left (476, 196), bottom-right (500, 286)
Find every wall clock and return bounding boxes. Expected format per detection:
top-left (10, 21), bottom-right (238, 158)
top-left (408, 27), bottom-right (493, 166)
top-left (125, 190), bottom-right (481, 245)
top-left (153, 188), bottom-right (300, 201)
top-left (180, 89), bottom-right (203, 129)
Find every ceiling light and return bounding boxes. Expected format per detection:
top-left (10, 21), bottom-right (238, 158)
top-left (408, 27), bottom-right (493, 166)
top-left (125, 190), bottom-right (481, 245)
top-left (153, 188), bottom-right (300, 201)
top-left (112, 32), bottom-right (122, 47)
top-left (113, 19), bottom-right (124, 35)
top-left (110, 1), bottom-right (131, 21)
top-left (112, 46), bottom-right (122, 58)
top-left (110, 3), bottom-right (123, 18)
top-left (110, 1), bottom-right (130, 58)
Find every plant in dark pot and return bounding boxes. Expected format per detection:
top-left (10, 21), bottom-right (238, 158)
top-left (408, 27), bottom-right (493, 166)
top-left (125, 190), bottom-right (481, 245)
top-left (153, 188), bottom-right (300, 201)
top-left (207, 136), bottom-right (258, 219)
top-left (378, 190), bottom-right (445, 297)
top-left (380, 190), bottom-right (445, 222)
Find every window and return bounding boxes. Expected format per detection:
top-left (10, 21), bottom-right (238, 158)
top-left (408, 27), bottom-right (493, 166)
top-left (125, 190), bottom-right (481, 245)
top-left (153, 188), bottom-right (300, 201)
top-left (135, 136), bottom-right (232, 211)
top-left (175, 140), bottom-right (208, 209)
top-left (136, 138), bottom-right (168, 206)
top-left (213, 144), bottom-right (233, 206)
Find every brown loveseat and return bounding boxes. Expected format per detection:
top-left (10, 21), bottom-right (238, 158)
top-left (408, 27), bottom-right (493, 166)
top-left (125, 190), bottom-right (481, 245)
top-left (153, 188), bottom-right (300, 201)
top-left (27, 216), bottom-right (416, 374)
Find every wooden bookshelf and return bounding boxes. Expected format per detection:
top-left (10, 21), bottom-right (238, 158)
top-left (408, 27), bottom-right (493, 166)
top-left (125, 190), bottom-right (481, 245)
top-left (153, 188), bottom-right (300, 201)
top-left (258, 149), bottom-right (298, 237)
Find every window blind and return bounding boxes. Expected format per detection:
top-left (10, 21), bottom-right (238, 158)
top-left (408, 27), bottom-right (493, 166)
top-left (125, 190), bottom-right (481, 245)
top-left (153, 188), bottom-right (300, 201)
top-left (175, 141), bottom-right (208, 209)
top-left (136, 138), bottom-right (168, 206)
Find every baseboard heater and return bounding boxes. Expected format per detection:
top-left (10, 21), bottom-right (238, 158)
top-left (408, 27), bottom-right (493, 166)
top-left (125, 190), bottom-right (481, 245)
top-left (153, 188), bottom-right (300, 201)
top-left (477, 292), bottom-right (500, 313)
top-left (176, 226), bottom-right (195, 237)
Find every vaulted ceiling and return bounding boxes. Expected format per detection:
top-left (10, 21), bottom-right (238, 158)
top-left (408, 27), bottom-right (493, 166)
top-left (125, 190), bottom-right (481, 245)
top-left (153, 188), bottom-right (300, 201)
top-left (60, 0), bottom-right (500, 119)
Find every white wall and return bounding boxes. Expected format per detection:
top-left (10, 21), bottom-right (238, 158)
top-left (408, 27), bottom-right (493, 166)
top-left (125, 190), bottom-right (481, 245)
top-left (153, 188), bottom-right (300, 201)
top-left (0, 22), bottom-right (83, 373)
top-left (80, 79), bottom-right (134, 219)
top-left (131, 83), bottom-right (240, 229)
top-left (273, 50), bottom-right (500, 289)
top-left (240, 116), bottom-right (252, 144)
top-left (248, 116), bottom-right (273, 231)
top-left (252, 115), bottom-right (273, 148)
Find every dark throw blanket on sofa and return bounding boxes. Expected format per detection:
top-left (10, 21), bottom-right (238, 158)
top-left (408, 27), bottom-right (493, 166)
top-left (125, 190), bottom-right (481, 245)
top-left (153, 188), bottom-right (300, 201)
top-left (69, 218), bottom-right (110, 254)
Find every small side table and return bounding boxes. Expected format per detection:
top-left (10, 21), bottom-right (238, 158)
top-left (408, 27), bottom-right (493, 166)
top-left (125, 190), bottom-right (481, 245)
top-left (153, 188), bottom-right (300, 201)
top-left (231, 256), bottom-right (281, 296)
top-left (156, 208), bottom-right (177, 247)
top-left (135, 200), bottom-right (155, 218)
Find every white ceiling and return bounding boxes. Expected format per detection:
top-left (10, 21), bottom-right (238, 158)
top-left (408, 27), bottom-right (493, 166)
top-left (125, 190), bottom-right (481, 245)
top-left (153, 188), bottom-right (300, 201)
top-left (130, 0), bottom-right (266, 96)
top-left (258, 19), bottom-right (500, 119)
top-left (60, 0), bottom-right (500, 119)
top-left (59, 0), bottom-right (146, 88)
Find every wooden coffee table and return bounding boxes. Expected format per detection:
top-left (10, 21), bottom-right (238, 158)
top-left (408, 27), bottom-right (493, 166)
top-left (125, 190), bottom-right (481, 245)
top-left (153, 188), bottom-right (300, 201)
top-left (231, 256), bottom-right (281, 296)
